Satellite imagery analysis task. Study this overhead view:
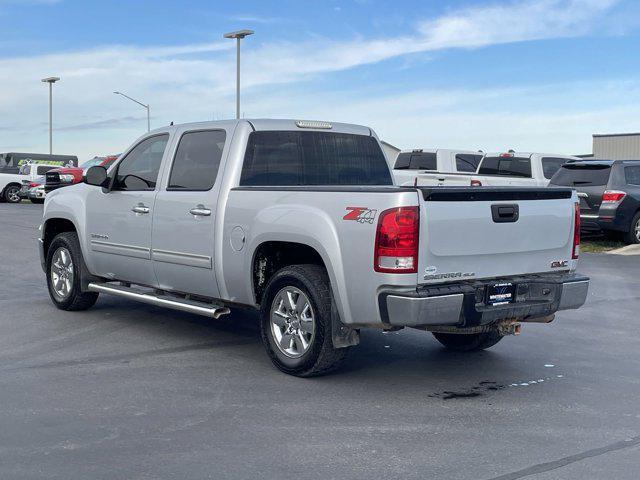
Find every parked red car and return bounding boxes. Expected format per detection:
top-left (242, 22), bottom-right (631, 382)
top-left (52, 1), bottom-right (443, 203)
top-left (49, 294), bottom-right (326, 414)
top-left (45, 155), bottom-right (118, 192)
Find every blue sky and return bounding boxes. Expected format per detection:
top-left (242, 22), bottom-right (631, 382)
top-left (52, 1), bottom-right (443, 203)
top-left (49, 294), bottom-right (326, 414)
top-left (1, 0), bottom-right (640, 159)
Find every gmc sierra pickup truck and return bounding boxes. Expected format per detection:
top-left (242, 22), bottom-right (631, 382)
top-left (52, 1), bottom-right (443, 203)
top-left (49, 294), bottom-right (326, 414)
top-left (39, 119), bottom-right (589, 376)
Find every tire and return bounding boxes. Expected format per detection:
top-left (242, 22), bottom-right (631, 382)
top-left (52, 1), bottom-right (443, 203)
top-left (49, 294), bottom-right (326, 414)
top-left (46, 232), bottom-right (99, 311)
top-left (432, 330), bottom-right (503, 352)
top-left (623, 212), bottom-right (640, 245)
top-left (260, 264), bottom-right (349, 377)
top-left (30, 198), bottom-right (44, 204)
top-left (4, 185), bottom-right (21, 203)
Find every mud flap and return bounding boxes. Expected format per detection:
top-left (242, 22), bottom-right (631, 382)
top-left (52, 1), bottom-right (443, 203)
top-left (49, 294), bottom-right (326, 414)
top-left (331, 299), bottom-right (359, 348)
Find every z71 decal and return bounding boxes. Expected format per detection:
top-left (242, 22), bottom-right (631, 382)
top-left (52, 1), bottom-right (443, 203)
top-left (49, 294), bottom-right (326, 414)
top-left (343, 207), bottom-right (377, 224)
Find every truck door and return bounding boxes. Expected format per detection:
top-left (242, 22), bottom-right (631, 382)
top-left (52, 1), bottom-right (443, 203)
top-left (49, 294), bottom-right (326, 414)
top-left (85, 134), bottom-right (169, 286)
top-left (151, 129), bottom-right (228, 299)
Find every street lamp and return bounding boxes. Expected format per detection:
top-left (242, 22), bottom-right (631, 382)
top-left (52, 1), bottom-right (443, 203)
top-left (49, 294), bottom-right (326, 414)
top-left (41, 76), bottom-right (60, 154)
top-left (223, 29), bottom-right (254, 119)
top-left (114, 91), bottom-right (150, 132)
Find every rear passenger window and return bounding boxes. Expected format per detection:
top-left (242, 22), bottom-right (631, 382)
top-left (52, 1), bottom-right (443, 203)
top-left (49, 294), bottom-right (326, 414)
top-left (455, 154), bottom-right (482, 172)
top-left (625, 166), bottom-right (640, 185)
top-left (541, 157), bottom-right (568, 179)
top-left (478, 156), bottom-right (532, 178)
top-left (168, 130), bottom-right (226, 191)
top-left (240, 131), bottom-right (392, 186)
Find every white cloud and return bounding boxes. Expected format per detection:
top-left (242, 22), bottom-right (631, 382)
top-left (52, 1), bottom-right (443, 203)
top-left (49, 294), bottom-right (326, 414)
top-left (0, 0), bottom-right (629, 158)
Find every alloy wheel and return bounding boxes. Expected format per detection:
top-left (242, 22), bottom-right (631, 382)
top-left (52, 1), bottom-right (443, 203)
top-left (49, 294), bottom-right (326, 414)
top-left (270, 286), bottom-right (316, 358)
top-left (6, 186), bottom-right (20, 203)
top-left (50, 247), bottom-right (74, 300)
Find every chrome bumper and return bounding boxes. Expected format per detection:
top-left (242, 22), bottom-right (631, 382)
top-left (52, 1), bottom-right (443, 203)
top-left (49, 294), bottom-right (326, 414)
top-left (380, 273), bottom-right (589, 328)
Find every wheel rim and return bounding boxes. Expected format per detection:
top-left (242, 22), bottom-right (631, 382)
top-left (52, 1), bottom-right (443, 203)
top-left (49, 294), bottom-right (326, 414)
top-left (635, 219), bottom-right (640, 242)
top-left (270, 286), bottom-right (315, 358)
top-left (7, 186), bottom-right (20, 202)
top-left (50, 247), bottom-right (74, 300)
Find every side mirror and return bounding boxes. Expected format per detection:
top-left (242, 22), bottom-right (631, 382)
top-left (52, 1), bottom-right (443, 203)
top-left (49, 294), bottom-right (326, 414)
top-left (84, 165), bottom-right (109, 187)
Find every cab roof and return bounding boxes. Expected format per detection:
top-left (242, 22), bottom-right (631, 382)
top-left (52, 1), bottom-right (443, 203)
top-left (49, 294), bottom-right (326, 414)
top-left (151, 119), bottom-right (373, 136)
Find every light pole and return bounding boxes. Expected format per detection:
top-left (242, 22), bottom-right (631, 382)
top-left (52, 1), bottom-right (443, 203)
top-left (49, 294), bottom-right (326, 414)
top-left (223, 29), bottom-right (254, 119)
top-left (114, 91), bottom-right (150, 132)
top-left (41, 77), bottom-right (60, 154)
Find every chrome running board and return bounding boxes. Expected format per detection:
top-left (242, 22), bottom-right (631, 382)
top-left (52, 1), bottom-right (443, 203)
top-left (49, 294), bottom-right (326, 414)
top-left (87, 282), bottom-right (230, 319)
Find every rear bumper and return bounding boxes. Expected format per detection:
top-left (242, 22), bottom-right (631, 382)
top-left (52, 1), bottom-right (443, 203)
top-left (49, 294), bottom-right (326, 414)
top-left (378, 272), bottom-right (589, 328)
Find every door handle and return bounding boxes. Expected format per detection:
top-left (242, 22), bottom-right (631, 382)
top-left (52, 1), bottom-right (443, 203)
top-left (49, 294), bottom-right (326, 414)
top-left (131, 204), bottom-right (150, 214)
top-left (189, 205), bottom-right (211, 217)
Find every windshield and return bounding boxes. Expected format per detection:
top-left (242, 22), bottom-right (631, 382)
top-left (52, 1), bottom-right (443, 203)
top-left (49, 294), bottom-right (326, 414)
top-left (80, 157), bottom-right (105, 170)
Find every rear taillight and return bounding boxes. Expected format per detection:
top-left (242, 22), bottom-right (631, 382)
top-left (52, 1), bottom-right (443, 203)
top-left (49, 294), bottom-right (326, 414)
top-left (470, 179), bottom-right (482, 186)
top-left (572, 202), bottom-right (580, 259)
top-left (28, 182), bottom-right (41, 188)
top-left (374, 207), bottom-right (419, 273)
top-left (601, 190), bottom-right (626, 203)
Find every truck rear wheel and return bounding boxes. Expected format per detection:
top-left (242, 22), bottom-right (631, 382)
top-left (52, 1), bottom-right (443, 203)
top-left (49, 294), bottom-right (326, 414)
top-left (432, 330), bottom-right (503, 352)
top-left (260, 264), bottom-right (349, 377)
top-left (46, 232), bottom-right (99, 311)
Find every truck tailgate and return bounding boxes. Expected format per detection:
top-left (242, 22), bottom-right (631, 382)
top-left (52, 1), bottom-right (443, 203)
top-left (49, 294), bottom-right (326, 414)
top-left (418, 187), bottom-right (577, 284)
top-left (414, 173), bottom-right (473, 187)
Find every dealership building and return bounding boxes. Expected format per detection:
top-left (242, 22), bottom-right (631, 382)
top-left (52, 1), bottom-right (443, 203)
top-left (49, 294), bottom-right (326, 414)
top-left (591, 132), bottom-right (640, 160)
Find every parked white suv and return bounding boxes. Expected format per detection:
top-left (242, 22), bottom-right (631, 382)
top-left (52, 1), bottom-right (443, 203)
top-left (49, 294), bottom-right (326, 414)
top-left (0, 163), bottom-right (59, 203)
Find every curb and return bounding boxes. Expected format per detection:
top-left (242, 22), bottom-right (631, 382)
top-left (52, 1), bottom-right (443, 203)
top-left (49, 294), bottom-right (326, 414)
top-left (607, 244), bottom-right (640, 255)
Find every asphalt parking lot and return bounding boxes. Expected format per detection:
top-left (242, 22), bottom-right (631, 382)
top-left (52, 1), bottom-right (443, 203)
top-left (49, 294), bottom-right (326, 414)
top-left (1, 202), bottom-right (639, 480)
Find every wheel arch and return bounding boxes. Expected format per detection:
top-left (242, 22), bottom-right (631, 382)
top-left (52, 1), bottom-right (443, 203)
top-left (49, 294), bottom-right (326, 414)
top-left (43, 217), bottom-right (78, 259)
top-left (2, 182), bottom-right (22, 198)
top-left (251, 241), bottom-right (326, 306)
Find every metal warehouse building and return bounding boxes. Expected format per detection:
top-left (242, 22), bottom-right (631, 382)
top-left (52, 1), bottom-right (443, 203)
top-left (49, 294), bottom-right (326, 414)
top-left (593, 133), bottom-right (640, 160)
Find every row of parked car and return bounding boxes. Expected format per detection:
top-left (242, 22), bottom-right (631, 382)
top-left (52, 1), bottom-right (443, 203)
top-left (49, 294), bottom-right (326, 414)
top-left (390, 148), bottom-right (640, 244)
top-left (3, 145), bottom-right (639, 246)
top-left (0, 154), bottom-right (117, 204)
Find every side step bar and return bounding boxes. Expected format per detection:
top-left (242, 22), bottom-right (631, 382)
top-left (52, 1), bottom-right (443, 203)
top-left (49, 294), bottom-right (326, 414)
top-left (87, 282), bottom-right (230, 319)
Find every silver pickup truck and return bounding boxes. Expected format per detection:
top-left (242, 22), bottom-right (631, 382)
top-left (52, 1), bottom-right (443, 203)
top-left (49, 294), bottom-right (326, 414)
top-left (39, 119), bottom-right (589, 376)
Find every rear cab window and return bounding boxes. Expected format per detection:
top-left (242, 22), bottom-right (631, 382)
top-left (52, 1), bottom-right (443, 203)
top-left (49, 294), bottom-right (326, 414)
top-left (240, 131), bottom-right (393, 186)
top-left (455, 154), bottom-right (483, 173)
top-left (549, 164), bottom-right (612, 186)
top-left (478, 156), bottom-right (532, 177)
top-left (394, 152), bottom-right (437, 171)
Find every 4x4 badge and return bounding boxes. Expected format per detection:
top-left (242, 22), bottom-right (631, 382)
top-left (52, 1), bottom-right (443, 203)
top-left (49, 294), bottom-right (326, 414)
top-left (343, 207), bottom-right (377, 224)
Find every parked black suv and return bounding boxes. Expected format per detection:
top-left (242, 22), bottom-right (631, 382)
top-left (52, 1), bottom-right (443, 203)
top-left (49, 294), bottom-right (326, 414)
top-left (549, 160), bottom-right (640, 244)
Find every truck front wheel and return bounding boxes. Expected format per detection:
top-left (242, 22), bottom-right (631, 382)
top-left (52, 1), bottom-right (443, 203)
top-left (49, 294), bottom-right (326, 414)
top-left (260, 264), bottom-right (349, 377)
top-left (46, 232), bottom-right (99, 311)
top-left (432, 330), bottom-right (503, 352)
top-left (4, 185), bottom-right (21, 203)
